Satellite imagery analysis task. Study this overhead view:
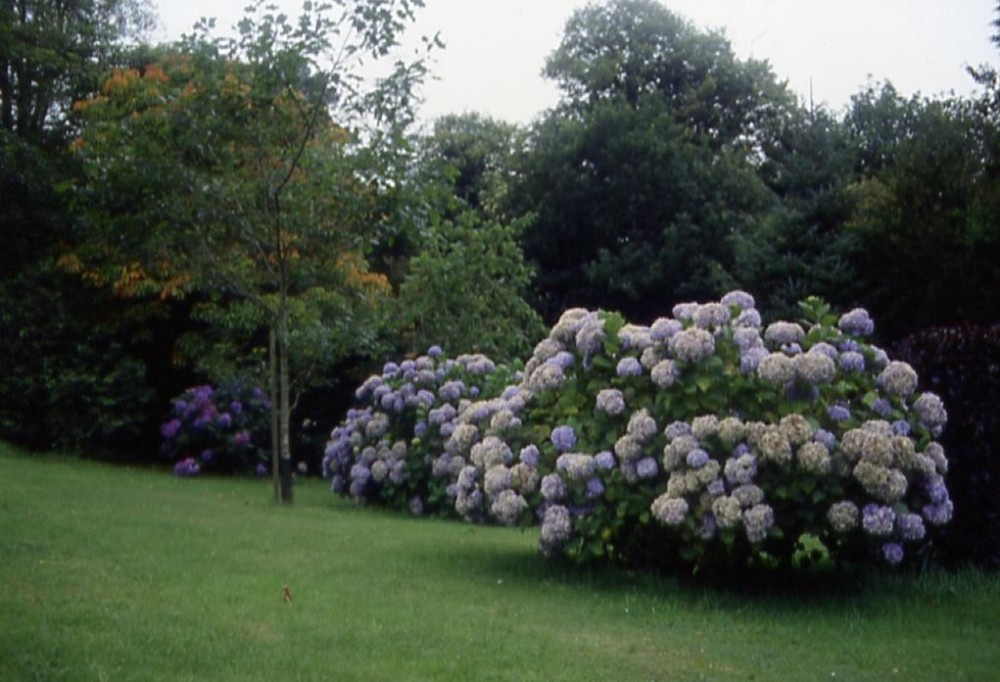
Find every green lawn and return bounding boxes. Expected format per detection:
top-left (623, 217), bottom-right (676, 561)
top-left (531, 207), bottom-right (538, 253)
top-left (1, 443), bottom-right (998, 681)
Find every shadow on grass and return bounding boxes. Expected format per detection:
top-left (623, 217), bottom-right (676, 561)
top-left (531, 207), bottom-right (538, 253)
top-left (407, 525), bottom-right (962, 614)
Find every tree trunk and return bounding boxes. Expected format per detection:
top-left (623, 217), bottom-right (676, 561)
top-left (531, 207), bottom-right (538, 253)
top-left (270, 327), bottom-right (280, 502)
top-left (277, 299), bottom-right (293, 504)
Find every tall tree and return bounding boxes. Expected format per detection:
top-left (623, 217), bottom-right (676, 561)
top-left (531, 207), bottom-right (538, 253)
top-left (514, 0), bottom-right (791, 322)
top-left (0, 0), bottom-right (153, 142)
top-left (0, 0), bottom-right (159, 455)
top-left (70, 0), bottom-right (431, 501)
top-left (844, 83), bottom-right (1000, 337)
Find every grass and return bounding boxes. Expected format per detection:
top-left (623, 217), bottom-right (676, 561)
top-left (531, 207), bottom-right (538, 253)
top-left (2, 442), bottom-right (999, 681)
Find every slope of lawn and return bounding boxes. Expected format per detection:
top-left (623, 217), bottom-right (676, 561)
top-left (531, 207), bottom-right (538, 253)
top-left (2, 442), bottom-right (998, 681)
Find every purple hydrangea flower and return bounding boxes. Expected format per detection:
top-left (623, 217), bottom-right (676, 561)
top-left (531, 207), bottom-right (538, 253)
top-left (922, 500), bottom-right (954, 526)
top-left (548, 351), bottom-right (575, 370)
top-left (594, 451), bottom-right (616, 470)
top-left (896, 513), bottom-right (926, 541)
top-left (827, 405), bottom-right (851, 422)
top-left (838, 308), bottom-right (875, 336)
top-left (721, 290), bottom-right (755, 311)
top-left (636, 457), bottom-right (659, 479)
top-left (664, 421), bottom-right (692, 441)
top-left (427, 345), bottom-right (443, 357)
top-left (925, 478), bottom-right (950, 504)
top-left (596, 388), bottom-right (626, 415)
top-left (739, 347), bottom-right (769, 374)
top-left (891, 420), bottom-right (911, 436)
top-left (616, 357), bottom-right (643, 377)
top-left (585, 477), bottom-right (605, 499)
top-left (233, 431), bottom-right (251, 447)
top-left (161, 419), bottom-right (181, 439)
top-left (813, 429), bottom-right (837, 451)
top-left (541, 473), bottom-right (566, 502)
top-left (872, 398), bottom-right (892, 418)
top-left (550, 425), bottom-right (577, 452)
top-left (217, 412), bottom-right (232, 429)
top-left (685, 449), bottom-right (710, 469)
top-left (173, 457), bottom-right (200, 477)
top-left (439, 380), bottom-right (465, 403)
top-left (881, 542), bottom-right (904, 565)
top-left (862, 504), bottom-right (895, 537)
top-left (838, 351), bottom-right (865, 373)
top-left (519, 444), bottom-right (540, 468)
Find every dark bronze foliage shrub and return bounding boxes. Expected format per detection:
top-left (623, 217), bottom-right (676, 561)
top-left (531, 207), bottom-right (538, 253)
top-left (893, 324), bottom-right (1000, 569)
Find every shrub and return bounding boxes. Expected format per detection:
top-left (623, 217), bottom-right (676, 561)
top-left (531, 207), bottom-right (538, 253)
top-left (322, 347), bottom-right (521, 516)
top-left (326, 293), bottom-right (953, 573)
top-left (161, 382), bottom-right (271, 476)
top-left (892, 324), bottom-right (1000, 569)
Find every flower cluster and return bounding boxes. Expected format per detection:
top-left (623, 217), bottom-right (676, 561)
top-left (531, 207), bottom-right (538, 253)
top-left (325, 293), bottom-right (952, 572)
top-left (322, 350), bottom-right (522, 517)
top-left (161, 382), bottom-right (271, 476)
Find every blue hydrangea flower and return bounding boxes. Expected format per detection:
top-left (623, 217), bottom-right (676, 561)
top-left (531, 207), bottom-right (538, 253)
top-left (427, 345), bottom-right (443, 357)
top-left (550, 425), bottom-right (577, 452)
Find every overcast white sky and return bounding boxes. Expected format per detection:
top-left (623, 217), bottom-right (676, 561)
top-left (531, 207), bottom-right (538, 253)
top-left (154, 1), bottom-right (1000, 125)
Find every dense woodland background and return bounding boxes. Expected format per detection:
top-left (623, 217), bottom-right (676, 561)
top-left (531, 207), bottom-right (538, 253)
top-left (2, 0), bottom-right (998, 508)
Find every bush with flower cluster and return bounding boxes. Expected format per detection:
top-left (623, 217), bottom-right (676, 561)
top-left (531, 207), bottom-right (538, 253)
top-left (322, 347), bottom-right (522, 516)
top-left (325, 293), bottom-right (952, 572)
top-left (161, 383), bottom-right (271, 476)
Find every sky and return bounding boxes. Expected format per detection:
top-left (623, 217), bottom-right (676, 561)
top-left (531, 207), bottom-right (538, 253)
top-left (154, 0), bottom-right (1000, 126)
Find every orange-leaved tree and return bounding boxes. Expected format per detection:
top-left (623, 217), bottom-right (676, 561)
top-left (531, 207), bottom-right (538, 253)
top-left (69, 0), bottom-right (433, 501)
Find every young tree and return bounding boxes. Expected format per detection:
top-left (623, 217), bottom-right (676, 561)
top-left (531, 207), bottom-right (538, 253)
top-left (70, 0), bottom-right (432, 501)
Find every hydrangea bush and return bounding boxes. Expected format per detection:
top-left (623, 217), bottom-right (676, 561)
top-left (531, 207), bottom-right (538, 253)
top-left (325, 293), bottom-right (952, 572)
top-left (322, 347), bottom-right (522, 516)
top-left (161, 382), bottom-right (271, 476)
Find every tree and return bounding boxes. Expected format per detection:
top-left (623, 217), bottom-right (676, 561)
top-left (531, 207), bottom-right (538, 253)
top-left (514, 0), bottom-right (790, 322)
top-left (69, 0), bottom-right (432, 501)
top-left (387, 112), bottom-right (543, 361)
top-left (0, 0), bottom-right (153, 142)
top-left (843, 83), bottom-right (1000, 338)
top-left (396, 212), bottom-right (544, 361)
top-left (732, 106), bottom-right (861, 321)
top-left (0, 0), bottom-right (161, 456)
